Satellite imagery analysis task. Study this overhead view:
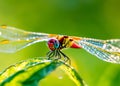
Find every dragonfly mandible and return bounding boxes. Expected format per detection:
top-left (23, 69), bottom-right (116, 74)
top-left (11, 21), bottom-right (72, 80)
top-left (0, 25), bottom-right (120, 64)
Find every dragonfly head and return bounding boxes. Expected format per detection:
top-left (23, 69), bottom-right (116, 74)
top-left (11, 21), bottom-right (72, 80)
top-left (48, 38), bottom-right (60, 51)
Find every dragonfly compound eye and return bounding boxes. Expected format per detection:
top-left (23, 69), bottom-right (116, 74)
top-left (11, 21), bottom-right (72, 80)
top-left (48, 38), bottom-right (60, 50)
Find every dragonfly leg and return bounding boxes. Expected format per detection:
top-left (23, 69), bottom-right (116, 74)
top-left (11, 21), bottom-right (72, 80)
top-left (51, 50), bottom-right (62, 60)
top-left (54, 50), bottom-right (57, 57)
top-left (46, 51), bottom-right (55, 60)
top-left (56, 50), bottom-right (62, 60)
top-left (47, 50), bottom-right (71, 64)
top-left (59, 51), bottom-right (71, 64)
top-left (47, 50), bottom-right (61, 60)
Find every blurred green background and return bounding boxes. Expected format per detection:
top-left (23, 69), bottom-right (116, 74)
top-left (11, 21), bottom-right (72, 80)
top-left (0, 0), bottom-right (120, 86)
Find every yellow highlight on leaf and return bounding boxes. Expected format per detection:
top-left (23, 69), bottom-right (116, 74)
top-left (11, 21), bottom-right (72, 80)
top-left (1, 25), bottom-right (7, 29)
top-left (0, 40), bottom-right (10, 44)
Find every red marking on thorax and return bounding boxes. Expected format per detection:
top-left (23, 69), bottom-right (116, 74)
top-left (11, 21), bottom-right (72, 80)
top-left (70, 42), bottom-right (81, 48)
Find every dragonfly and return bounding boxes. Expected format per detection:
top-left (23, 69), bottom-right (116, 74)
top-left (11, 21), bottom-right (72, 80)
top-left (0, 25), bottom-right (120, 64)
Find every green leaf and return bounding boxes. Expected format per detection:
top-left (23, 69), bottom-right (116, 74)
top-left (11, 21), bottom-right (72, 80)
top-left (0, 57), bottom-right (86, 86)
top-left (60, 62), bottom-right (87, 86)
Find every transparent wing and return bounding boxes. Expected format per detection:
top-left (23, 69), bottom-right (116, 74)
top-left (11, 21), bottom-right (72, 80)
top-left (0, 25), bottom-right (50, 53)
top-left (79, 38), bottom-right (120, 64)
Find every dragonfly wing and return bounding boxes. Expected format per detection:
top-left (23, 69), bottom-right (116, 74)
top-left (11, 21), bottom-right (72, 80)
top-left (0, 26), bottom-right (50, 53)
top-left (79, 38), bottom-right (120, 63)
top-left (106, 39), bottom-right (120, 49)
